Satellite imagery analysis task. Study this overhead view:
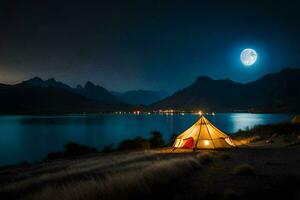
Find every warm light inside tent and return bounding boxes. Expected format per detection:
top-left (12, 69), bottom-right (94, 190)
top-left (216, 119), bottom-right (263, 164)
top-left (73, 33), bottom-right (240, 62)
top-left (172, 116), bottom-right (236, 149)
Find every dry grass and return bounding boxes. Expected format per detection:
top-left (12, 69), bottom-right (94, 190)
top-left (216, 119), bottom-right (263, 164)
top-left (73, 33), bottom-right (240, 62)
top-left (24, 157), bottom-right (201, 200)
top-left (197, 152), bottom-right (214, 164)
top-left (1, 152), bottom-right (155, 193)
top-left (0, 151), bottom-right (202, 200)
top-left (218, 153), bottom-right (231, 160)
top-left (233, 164), bottom-right (255, 176)
top-left (234, 136), bottom-right (262, 146)
top-left (2, 141), bottom-right (300, 200)
top-left (223, 189), bottom-right (238, 200)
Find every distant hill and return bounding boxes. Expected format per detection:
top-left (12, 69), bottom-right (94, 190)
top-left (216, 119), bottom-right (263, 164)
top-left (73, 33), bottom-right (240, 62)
top-left (2, 68), bottom-right (300, 113)
top-left (22, 77), bottom-right (72, 90)
top-left (23, 78), bottom-right (167, 105)
top-left (75, 81), bottom-right (118, 102)
top-left (23, 77), bottom-right (118, 102)
top-left (151, 68), bottom-right (300, 112)
top-left (113, 90), bottom-right (168, 105)
top-left (0, 77), bottom-right (130, 114)
top-left (0, 83), bottom-right (129, 114)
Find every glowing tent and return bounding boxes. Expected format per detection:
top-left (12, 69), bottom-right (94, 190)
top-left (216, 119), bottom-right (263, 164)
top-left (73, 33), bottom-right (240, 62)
top-left (173, 115), bottom-right (235, 149)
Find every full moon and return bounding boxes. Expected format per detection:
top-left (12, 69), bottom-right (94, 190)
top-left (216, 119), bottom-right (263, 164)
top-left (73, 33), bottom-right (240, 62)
top-left (240, 48), bottom-right (257, 66)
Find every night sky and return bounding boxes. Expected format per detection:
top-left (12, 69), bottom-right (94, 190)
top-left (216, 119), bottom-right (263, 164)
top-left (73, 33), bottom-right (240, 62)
top-left (0, 0), bottom-right (300, 92)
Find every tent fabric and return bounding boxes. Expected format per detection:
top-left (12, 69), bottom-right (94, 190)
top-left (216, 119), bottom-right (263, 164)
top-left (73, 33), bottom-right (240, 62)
top-left (173, 116), bottom-right (235, 149)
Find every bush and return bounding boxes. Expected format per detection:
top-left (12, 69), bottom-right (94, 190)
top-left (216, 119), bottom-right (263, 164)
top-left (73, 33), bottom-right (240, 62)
top-left (233, 164), bottom-right (255, 176)
top-left (101, 144), bottom-right (114, 153)
top-left (219, 153), bottom-right (231, 160)
top-left (118, 137), bottom-right (150, 150)
top-left (223, 189), bottom-right (238, 200)
top-left (265, 140), bottom-right (274, 144)
top-left (46, 152), bottom-right (64, 160)
top-left (292, 114), bottom-right (300, 124)
top-left (198, 152), bottom-right (214, 164)
top-left (65, 142), bottom-right (97, 156)
top-left (233, 123), bottom-right (300, 140)
top-left (45, 142), bottom-right (98, 161)
top-left (149, 131), bottom-right (165, 148)
top-left (283, 138), bottom-right (291, 143)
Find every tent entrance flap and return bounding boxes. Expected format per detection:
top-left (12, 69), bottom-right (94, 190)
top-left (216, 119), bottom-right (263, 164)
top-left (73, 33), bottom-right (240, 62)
top-left (182, 137), bottom-right (194, 149)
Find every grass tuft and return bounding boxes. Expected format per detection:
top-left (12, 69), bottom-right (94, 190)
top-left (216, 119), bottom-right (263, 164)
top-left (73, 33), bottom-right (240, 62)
top-left (218, 153), bottom-right (231, 160)
top-left (233, 164), bottom-right (255, 176)
top-left (198, 152), bottom-right (214, 164)
top-left (223, 189), bottom-right (238, 200)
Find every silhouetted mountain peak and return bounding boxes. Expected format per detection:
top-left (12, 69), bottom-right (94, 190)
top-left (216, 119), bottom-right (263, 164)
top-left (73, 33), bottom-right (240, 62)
top-left (74, 81), bottom-right (117, 102)
top-left (76, 85), bottom-right (83, 90)
top-left (152, 67), bottom-right (300, 112)
top-left (44, 78), bottom-right (71, 89)
top-left (31, 76), bottom-right (43, 81)
top-left (195, 76), bottom-right (213, 82)
top-left (254, 67), bottom-right (300, 84)
top-left (0, 82), bottom-right (129, 114)
top-left (22, 77), bottom-right (71, 90)
top-left (19, 77), bottom-right (120, 103)
top-left (280, 67), bottom-right (297, 73)
top-left (85, 81), bottom-right (95, 88)
top-left (192, 76), bottom-right (238, 89)
top-left (45, 78), bottom-right (56, 83)
top-left (23, 77), bottom-right (44, 86)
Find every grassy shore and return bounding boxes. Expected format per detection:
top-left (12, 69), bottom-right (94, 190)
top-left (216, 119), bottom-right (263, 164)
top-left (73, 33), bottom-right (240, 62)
top-left (1, 123), bottom-right (300, 200)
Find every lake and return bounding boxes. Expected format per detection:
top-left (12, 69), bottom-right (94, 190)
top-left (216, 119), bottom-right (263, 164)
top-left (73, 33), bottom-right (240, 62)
top-left (0, 113), bottom-right (294, 166)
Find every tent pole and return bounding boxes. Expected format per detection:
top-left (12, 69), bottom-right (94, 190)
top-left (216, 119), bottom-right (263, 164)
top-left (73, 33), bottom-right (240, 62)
top-left (205, 117), bottom-right (216, 149)
top-left (172, 142), bottom-right (177, 152)
top-left (193, 116), bottom-right (203, 151)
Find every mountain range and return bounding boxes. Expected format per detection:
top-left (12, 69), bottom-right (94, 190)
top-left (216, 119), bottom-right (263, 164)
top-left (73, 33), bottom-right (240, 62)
top-left (151, 68), bottom-right (300, 112)
top-left (0, 77), bottom-right (166, 114)
top-left (22, 77), bottom-right (167, 105)
top-left (112, 90), bottom-right (168, 105)
top-left (0, 81), bottom-right (128, 114)
top-left (22, 77), bottom-right (118, 102)
top-left (0, 68), bottom-right (299, 114)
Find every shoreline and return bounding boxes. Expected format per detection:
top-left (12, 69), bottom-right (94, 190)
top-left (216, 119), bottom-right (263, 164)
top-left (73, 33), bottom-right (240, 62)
top-left (0, 119), bottom-right (299, 168)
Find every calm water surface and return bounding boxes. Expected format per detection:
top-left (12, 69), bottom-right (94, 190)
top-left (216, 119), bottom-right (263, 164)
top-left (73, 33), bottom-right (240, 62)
top-left (0, 113), bottom-right (294, 165)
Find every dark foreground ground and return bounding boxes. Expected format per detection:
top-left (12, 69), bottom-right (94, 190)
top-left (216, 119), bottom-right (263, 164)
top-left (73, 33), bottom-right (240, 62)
top-left (1, 145), bottom-right (300, 200)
